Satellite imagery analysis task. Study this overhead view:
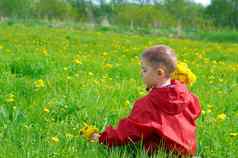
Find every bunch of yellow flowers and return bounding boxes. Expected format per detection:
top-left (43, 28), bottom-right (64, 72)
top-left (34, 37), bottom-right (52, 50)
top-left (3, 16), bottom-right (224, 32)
top-left (172, 62), bottom-right (197, 86)
top-left (80, 123), bottom-right (99, 141)
top-left (5, 93), bottom-right (15, 103)
top-left (34, 79), bottom-right (45, 89)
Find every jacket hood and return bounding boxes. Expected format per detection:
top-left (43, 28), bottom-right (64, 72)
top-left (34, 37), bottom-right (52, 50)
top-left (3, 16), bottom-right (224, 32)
top-left (149, 80), bottom-right (192, 115)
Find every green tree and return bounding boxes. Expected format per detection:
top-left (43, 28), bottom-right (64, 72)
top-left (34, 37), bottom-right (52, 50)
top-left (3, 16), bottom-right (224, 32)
top-left (206, 0), bottom-right (238, 28)
top-left (0, 0), bottom-right (32, 17)
top-left (34, 0), bottom-right (75, 20)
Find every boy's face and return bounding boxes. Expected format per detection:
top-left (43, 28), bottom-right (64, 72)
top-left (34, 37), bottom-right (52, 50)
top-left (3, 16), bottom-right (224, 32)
top-left (141, 59), bottom-right (165, 89)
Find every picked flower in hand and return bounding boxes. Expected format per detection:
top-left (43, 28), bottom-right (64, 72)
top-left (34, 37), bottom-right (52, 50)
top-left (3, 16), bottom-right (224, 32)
top-left (80, 123), bottom-right (99, 142)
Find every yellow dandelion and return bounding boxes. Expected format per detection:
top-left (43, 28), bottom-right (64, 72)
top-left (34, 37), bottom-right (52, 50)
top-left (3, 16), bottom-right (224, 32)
top-left (139, 91), bottom-right (145, 96)
top-left (5, 94), bottom-right (15, 103)
top-left (80, 123), bottom-right (99, 140)
top-left (73, 58), bottom-right (81, 65)
top-left (230, 132), bottom-right (238, 137)
top-left (125, 100), bottom-right (130, 106)
top-left (43, 107), bottom-right (49, 113)
top-left (197, 53), bottom-right (203, 59)
top-left (102, 52), bottom-right (108, 56)
top-left (171, 62), bottom-right (197, 86)
top-left (207, 104), bottom-right (213, 109)
top-left (42, 48), bottom-right (48, 56)
top-left (51, 136), bottom-right (60, 144)
top-left (104, 63), bottom-right (113, 69)
top-left (34, 79), bottom-right (45, 89)
top-left (207, 109), bottom-right (212, 113)
top-left (217, 113), bottom-right (226, 121)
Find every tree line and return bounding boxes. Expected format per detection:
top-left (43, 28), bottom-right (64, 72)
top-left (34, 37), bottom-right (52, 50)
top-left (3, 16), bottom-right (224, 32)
top-left (0, 0), bottom-right (237, 30)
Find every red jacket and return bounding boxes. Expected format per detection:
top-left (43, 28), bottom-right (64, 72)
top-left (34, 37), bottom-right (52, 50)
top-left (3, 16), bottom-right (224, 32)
top-left (99, 80), bottom-right (201, 155)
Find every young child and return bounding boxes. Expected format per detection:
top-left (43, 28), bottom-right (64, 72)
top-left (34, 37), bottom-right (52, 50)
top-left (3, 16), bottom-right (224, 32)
top-left (83, 45), bottom-right (201, 156)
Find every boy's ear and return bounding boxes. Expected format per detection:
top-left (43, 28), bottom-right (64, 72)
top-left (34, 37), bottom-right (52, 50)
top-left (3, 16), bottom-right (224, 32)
top-left (157, 68), bottom-right (164, 76)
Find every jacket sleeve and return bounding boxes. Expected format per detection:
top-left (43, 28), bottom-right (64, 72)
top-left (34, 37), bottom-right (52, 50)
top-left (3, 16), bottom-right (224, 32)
top-left (189, 94), bottom-right (202, 120)
top-left (99, 117), bottom-right (142, 147)
top-left (99, 97), bottom-right (154, 147)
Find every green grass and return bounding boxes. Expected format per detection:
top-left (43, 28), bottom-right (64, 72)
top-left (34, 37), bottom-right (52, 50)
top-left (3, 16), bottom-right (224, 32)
top-left (2, 18), bottom-right (238, 43)
top-left (0, 24), bottom-right (237, 158)
top-left (195, 31), bottom-right (238, 43)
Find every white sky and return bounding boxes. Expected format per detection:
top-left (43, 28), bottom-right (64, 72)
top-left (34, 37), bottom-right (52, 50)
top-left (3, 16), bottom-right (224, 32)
top-left (193, 0), bottom-right (211, 6)
top-left (94, 0), bottom-right (211, 6)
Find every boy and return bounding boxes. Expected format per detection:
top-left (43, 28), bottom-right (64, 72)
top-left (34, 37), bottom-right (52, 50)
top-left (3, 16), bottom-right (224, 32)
top-left (90, 45), bottom-right (201, 156)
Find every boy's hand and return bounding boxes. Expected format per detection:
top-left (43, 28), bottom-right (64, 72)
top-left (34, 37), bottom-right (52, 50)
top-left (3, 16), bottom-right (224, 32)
top-left (80, 123), bottom-right (99, 142)
top-left (91, 133), bottom-right (101, 141)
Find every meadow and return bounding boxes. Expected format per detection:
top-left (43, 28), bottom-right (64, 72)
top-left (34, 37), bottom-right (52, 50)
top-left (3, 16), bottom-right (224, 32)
top-left (0, 24), bottom-right (237, 158)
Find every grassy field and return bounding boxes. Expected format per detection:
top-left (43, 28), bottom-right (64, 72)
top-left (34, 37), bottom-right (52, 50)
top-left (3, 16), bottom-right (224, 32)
top-left (0, 24), bottom-right (237, 158)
